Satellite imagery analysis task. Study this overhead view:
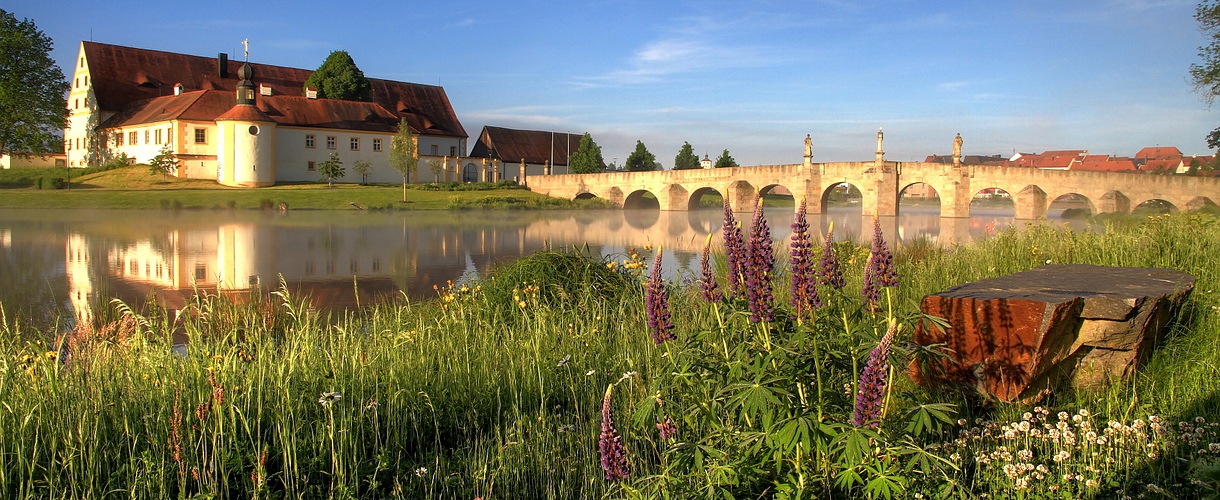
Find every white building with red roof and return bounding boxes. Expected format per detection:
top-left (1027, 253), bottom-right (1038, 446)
top-left (64, 41), bottom-right (473, 187)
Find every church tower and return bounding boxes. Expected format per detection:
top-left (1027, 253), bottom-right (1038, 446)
top-left (215, 41), bottom-right (277, 187)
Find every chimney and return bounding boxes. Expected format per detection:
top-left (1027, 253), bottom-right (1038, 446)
top-left (305, 87), bottom-right (318, 99)
top-left (218, 53), bottom-right (228, 78)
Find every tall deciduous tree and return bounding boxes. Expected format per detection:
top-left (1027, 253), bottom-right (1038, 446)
top-left (351, 158), bottom-right (372, 184)
top-left (303, 50), bottom-right (372, 102)
top-left (568, 132), bottom-right (604, 174)
top-left (1193, 0), bottom-right (1220, 148)
top-left (625, 140), bottom-right (658, 171)
top-left (674, 141), bottom-right (699, 170)
top-left (714, 149), bottom-right (739, 168)
top-left (0, 9), bottom-right (69, 157)
top-left (389, 118), bottom-right (417, 201)
top-left (318, 152), bottom-right (345, 188)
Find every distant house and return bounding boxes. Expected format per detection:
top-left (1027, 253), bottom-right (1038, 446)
top-left (922, 154), bottom-right (1006, 165)
top-left (0, 153), bottom-right (66, 169)
top-left (468, 126), bottom-right (589, 181)
top-left (1069, 159), bottom-right (1137, 172)
top-left (63, 41), bottom-right (469, 186)
top-left (1135, 147), bottom-right (1183, 160)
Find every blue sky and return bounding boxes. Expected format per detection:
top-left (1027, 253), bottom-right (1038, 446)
top-left (10, 0), bottom-right (1218, 165)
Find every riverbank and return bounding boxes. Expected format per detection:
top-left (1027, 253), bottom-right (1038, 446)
top-left (0, 165), bottom-right (604, 210)
top-left (2, 211), bottom-right (1219, 498)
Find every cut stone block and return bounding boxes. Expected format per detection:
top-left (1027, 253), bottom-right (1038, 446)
top-left (911, 264), bottom-right (1194, 402)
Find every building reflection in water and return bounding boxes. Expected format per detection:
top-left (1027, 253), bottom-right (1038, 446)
top-left (42, 206), bottom-right (1017, 326)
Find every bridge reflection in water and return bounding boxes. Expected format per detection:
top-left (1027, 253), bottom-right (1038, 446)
top-left (0, 206), bottom-right (1025, 329)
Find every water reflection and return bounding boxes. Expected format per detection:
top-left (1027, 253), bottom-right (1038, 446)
top-left (1, 207), bottom-right (1026, 328)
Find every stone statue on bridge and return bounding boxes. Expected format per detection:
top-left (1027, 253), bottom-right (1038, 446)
top-left (953, 133), bottom-right (963, 166)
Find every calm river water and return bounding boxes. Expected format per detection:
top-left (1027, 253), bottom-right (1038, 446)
top-left (0, 205), bottom-right (1027, 329)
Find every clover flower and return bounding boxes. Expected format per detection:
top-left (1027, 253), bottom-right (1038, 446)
top-left (599, 385), bottom-right (631, 482)
top-left (818, 222), bottom-right (845, 289)
top-left (697, 233), bottom-right (723, 303)
top-left (743, 198), bottom-right (775, 322)
top-left (645, 249), bottom-right (676, 344)
top-left (788, 198), bottom-right (821, 318)
top-left (862, 216), bottom-right (897, 311)
top-left (722, 198), bottom-right (746, 297)
top-left (851, 323), bottom-right (897, 429)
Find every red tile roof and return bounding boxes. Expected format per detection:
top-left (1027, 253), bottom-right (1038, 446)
top-left (469, 126), bottom-right (587, 166)
top-left (1139, 159), bottom-right (1182, 172)
top-left (82, 41), bottom-right (465, 137)
top-left (1070, 159), bottom-right (1137, 172)
top-left (1135, 146), bottom-right (1182, 159)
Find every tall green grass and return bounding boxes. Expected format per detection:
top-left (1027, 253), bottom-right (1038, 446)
top-left (2, 213), bottom-right (1220, 498)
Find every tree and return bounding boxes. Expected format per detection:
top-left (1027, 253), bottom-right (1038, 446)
top-left (351, 158), bottom-right (373, 185)
top-left (568, 132), bottom-right (604, 174)
top-left (1194, 0), bottom-right (1220, 148)
top-left (428, 160), bottom-right (444, 182)
top-left (625, 140), bottom-right (658, 171)
top-left (0, 9), bottom-right (69, 157)
top-left (673, 141), bottom-right (700, 170)
top-left (148, 144), bottom-right (179, 176)
top-left (389, 118), bottom-right (417, 200)
top-left (303, 50), bottom-right (372, 102)
top-left (714, 149), bottom-right (739, 168)
top-left (318, 152), bottom-right (345, 188)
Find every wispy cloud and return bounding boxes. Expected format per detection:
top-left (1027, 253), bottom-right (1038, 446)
top-left (1108, 0), bottom-right (1193, 10)
top-left (447, 18), bottom-right (477, 28)
top-left (938, 81), bottom-right (970, 91)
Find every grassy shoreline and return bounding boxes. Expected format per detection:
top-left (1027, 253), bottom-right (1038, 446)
top-left (3, 209), bottom-right (1220, 498)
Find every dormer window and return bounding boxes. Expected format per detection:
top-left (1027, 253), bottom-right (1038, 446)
top-left (259, 84), bottom-right (272, 96)
top-left (173, 83), bottom-right (183, 96)
top-left (305, 87), bottom-right (318, 99)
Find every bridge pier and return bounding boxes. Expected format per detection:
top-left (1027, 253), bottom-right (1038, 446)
top-left (1015, 185), bottom-right (1048, 219)
top-left (1096, 191), bottom-right (1131, 215)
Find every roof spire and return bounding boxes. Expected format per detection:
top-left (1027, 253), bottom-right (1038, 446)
top-left (242, 39), bottom-right (250, 61)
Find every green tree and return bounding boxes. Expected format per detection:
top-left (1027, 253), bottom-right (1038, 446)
top-left (673, 141), bottom-right (700, 170)
top-left (714, 149), bottom-right (739, 168)
top-left (0, 9), bottom-right (69, 157)
top-left (303, 50), bottom-right (372, 102)
top-left (318, 152), bottom-right (345, 188)
top-left (625, 140), bottom-right (658, 171)
top-left (568, 133), bottom-right (604, 174)
top-left (148, 144), bottom-right (179, 176)
top-left (351, 158), bottom-right (372, 185)
top-left (1193, 0), bottom-right (1220, 148)
top-left (389, 118), bottom-right (417, 200)
top-left (428, 160), bottom-right (444, 182)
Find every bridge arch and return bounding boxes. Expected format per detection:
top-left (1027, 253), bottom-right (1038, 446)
top-left (820, 182), bottom-right (864, 215)
top-left (759, 183), bottom-right (797, 209)
top-left (898, 182), bottom-right (941, 217)
top-left (1132, 198), bottom-right (1179, 215)
top-left (623, 189), bottom-right (660, 210)
top-left (1048, 192), bottom-right (1096, 219)
top-left (688, 186), bottom-right (724, 210)
top-left (1187, 196), bottom-right (1218, 212)
top-left (970, 187), bottom-right (1015, 217)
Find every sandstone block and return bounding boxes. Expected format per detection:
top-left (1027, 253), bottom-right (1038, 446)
top-left (911, 264), bottom-right (1194, 402)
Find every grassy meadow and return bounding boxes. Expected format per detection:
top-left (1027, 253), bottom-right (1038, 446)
top-left (3, 211), bottom-right (1220, 498)
top-left (0, 165), bottom-right (604, 210)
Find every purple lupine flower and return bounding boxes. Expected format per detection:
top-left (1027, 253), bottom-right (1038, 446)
top-left (656, 414), bottom-right (677, 440)
top-left (818, 222), bottom-right (845, 290)
top-left (851, 323), bottom-right (897, 429)
top-left (645, 249), bottom-right (676, 344)
top-left (743, 197), bottom-right (775, 322)
top-left (722, 198), bottom-right (746, 298)
top-left (600, 385), bottom-right (631, 482)
top-left (862, 216), bottom-right (898, 311)
top-left (697, 233), bottom-right (723, 303)
top-left (789, 198), bottom-right (821, 318)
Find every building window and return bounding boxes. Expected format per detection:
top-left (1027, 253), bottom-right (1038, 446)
top-left (79, 57), bottom-right (84, 68)
top-left (84, 76), bottom-right (88, 87)
top-left (130, 131), bottom-right (138, 145)
top-left (116, 132), bottom-right (123, 146)
top-left (74, 98), bottom-right (78, 109)
top-left (450, 146), bottom-right (457, 157)
top-left (326, 136), bottom-right (336, 149)
top-left (305, 261), bottom-right (315, 275)
top-left (305, 134), bottom-right (315, 148)
top-left (155, 129), bottom-right (162, 145)
top-left (326, 260), bottom-right (335, 274)
top-left (350, 137), bottom-right (360, 151)
top-left (372, 138), bottom-right (382, 152)
top-left (307, 161), bottom-right (316, 171)
top-left (371, 256), bottom-right (380, 272)
top-left (195, 265), bottom-right (207, 281)
top-left (430, 145), bottom-right (438, 156)
top-left (350, 258), bottom-right (359, 273)
top-left (248, 275), bottom-right (259, 286)
top-left (194, 128), bottom-right (206, 144)
top-left (75, 78), bottom-right (79, 88)
top-left (144, 130), bottom-right (150, 144)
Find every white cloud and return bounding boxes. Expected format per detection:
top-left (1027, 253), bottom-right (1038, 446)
top-left (447, 18), bottom-right (477, 28)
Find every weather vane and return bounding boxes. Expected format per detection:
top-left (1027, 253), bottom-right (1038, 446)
top-left (242, 39), bottom-right (249, 61)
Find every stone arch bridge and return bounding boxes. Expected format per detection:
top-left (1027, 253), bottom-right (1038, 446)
top-left (525, 160), bottom-right (1220, 218)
